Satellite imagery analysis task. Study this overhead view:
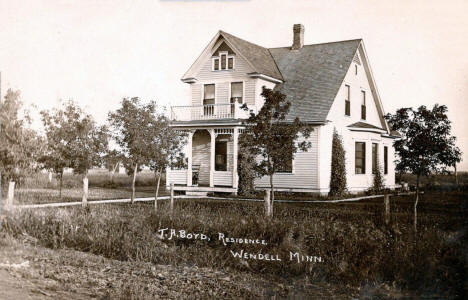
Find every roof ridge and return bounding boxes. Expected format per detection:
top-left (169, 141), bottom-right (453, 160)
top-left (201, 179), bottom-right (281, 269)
top-left (268, 38), bottom-right (362, 50)
top-left (219, 30), bottom-right (270, 51)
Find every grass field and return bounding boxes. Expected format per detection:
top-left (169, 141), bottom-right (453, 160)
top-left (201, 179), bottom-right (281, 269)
top-left (2, 190), bottom-right (467, 299)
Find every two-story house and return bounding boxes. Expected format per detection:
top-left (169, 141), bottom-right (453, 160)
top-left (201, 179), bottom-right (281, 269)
top-left (166, 24), bottom-right (399, 195)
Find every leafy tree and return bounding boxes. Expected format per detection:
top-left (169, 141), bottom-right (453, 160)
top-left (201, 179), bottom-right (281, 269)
top-left (385, 104), bottom-right (461, 231)
top-left (108, 97), bottom-right (157, 203)
top-left (0, 89), bottom-right (42, 185)
top-left (237, 142), bottom-right (256, 196)
top-left (239, 87), bottom-right (312, 212)
top-left (147, 112), bottom-right (186, 211)
top-left (329, 129), bottom-right (347, 197)
top-left (104, 149), bottom-right (123, 183)
top-left (371, 155), bottom-right (385, 194)
top-left (41, 101), bottom-right (109, 198)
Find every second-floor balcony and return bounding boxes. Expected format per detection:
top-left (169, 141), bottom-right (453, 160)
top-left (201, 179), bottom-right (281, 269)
top-left (170, 103), bottom-right (255, 121)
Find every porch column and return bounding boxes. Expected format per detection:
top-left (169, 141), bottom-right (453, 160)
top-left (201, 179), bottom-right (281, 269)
top-left (186, 131), bottom-right (194, 186)
top-left (232, 127), bottom-right (239, 189)
top-left (209, 129), bottom-right (216, 187)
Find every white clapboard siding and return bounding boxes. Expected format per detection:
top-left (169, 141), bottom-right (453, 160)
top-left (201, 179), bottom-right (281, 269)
top-left (166, 170), bottom-right (187, 185)
top-left (254, 128), bottom-right (319, 189)
top-left (195, 54), bottom-right (253, 81)
top-left (216, 82), bottom-right (229, 104)
top-left (214, 171), bottom-right (233, 186)
top-left (245, 79), bottom-right (256, 106)
top-left (191, 84), bottom-right (202, 106)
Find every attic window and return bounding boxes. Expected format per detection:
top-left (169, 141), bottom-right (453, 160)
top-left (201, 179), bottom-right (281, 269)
top-left (212, 51), bottom-right (234, 71)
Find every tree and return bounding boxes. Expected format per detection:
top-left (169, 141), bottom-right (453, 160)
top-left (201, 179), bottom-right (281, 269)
top-left (239, 87), bottom-right (312, 213)
top-left (0, 89), bottom-right (42, 187)
top-left (329, 129), bottom-right (347, 197)
top-left (41, 101), bottom-right (109, 199)
top-left (147, 112), bottom-right (186, 211)
top-left (104, 149), bottom-right (123, 183)
top-left (385, 104), bottom-right (461, 231)
top-left (108, 97), bottom-right (157, 203)
top-left (372, 155), bottom-right (385, 194)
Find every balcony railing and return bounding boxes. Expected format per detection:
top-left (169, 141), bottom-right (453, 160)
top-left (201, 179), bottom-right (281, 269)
top-left (170, 103), bottom-right (254, 121)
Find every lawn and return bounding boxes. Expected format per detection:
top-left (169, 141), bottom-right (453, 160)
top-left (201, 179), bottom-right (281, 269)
top-left (2, 190), bottom-right (467, 299)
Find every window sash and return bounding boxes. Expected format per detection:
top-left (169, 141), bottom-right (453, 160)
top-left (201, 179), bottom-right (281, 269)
top-left (204, 84), bottom-right (215, 100)
top-left (228, 57), bottom-right (233, 69)
top-left (345, 85), bottom-right (351, 116)
top-left (384, 146), bottom-right (388, 174)
top-left (213, 58), bottom-right (219, 71)
top-left (355, 142), bottom-right (366, 174)
top-left (230, 82), bottom-right (243, 104)
top-left (372, 143), bottom-right (378, 174)
top-left (221, 54), bottom-right (227, 69)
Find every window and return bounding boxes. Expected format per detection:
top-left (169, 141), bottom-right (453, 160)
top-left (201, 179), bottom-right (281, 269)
top-left (355, 64), bottom-right (358, 75)
top-left (212, 52), bottom-right (234, 71)
top-left (215, 141), bottom-right (227, 171)
top-left (230, 82), bottom-right (243, 104)
top-left (203, 84), bottom-right (215, 115)
top-left (361, 90), bottom-right (366, 120)
top-left (372, 143), bottom-right (378, 174)
top-left (221, 54), bottom-right (226, 69)
top-left (384, 146), bottom-right (388, 174)
top-left (345, 85), bottom-right (351, 116)
top-left (355, 142), bottom-right (366, 174)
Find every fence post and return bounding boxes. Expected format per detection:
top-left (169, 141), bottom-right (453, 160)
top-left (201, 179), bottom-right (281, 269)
top-left (264, 190), bottom-right (271, 217)
top-left (384, 193), bottom-right (390, 225)
top-left (6, 181), bottom-right (15, 207)
top-left (170, 183), bottom-right (174, 214)
top-left (82, 177), bottom-right (88, 208)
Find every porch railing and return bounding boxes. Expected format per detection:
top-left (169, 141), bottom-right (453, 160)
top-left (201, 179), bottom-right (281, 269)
top-left (170, 103), bottom-right (253, 121)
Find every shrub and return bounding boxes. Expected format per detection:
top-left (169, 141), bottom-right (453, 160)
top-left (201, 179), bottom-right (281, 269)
top-left (371, 157), bottom-right (385, 194)
top-left (329, 129), bottom-right (347, 196)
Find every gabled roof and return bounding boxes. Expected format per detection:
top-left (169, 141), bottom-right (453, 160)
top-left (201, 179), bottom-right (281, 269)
top-left (269, 39), bottom-right (362, 123)
top-left (219, 31), bottom-right (283, 81)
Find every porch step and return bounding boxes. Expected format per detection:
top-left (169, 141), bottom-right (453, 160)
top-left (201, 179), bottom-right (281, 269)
top-left (186, 191), bottom-right (209, 196)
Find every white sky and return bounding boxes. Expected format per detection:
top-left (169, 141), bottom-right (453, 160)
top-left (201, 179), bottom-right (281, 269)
top-left (0, 0), bottom-right (467, 170)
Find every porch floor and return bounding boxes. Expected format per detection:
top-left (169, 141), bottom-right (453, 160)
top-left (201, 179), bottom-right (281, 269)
top-left (172, 185), bottom-right (237, 193)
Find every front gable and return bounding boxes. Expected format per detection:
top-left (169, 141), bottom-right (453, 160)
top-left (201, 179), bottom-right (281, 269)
top-left (327, 42), bottom-right (390, 133)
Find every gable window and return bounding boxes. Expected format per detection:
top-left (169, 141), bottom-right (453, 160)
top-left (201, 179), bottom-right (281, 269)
top-left (361, 90), bottom-right (366, 120)
top-left (345, 85), bottom-right (351, 116)
top-left (355, 64), bottom-right (358, 75)
top-left (384, 146), bottom-right (388, 174)
top-left (203, 84), bottom-right (215, 115)
top-left (213, 58), bottom-right (219, 71)
top-left (212, 51), bottom-right (234, 71)
top-left (372, 143), bottom-right (378, 174)
top-left (355, 142), bottom-right (366, 174)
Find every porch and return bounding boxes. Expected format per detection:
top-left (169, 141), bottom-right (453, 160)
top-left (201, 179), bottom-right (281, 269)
top-left (166, 127), bottom-right (241, 193)
top-left (170, 103), bottom-right (254, 121)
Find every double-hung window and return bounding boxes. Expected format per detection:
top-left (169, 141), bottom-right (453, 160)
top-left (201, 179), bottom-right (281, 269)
top-left (345, 85), bottom-right (351, 116)
top-left (372, 143), bottom-right (378, 174)
top-left (203, 84), bottom-right (215, 115)
top-left (355, 142), bottom-right (366, 174)
top-left (384, 146), bottom-right (388, 174)
top-left (230, 82), bottom-right (243, 115)
top-left (361, 90), bottom-right (366, 120)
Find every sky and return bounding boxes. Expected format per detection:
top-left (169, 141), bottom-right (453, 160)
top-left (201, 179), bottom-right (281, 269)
top-left (0, 0), bottom-right (467, 170)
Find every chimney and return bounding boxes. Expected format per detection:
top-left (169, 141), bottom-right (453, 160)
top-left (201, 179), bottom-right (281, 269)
top-left (291, 24), bottom-right (304, 50)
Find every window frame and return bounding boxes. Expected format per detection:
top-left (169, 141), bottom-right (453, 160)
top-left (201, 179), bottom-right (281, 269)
top-left (215, 140), bottom-right (228, 171)
top-left (361, 90), bottom-right (366, 120)
top-left (212, 51), bottom-right (235, 71)
top-left (355, 141), bottom-right (366, 174)
top-left (203, 84), bottom-right (216, 115)
top-left (345, 84), bottom-right (351, 116)
top-left (372, 143), bottom-right (378, 174)
top-left (384, 146), bottom-right (388, 175)
top-left (230, 81), bottom-right (244, 104)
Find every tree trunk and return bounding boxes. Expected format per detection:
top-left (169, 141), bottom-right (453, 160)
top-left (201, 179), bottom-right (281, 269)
top-left (131, 163), bottom-right (138, 204)
top-left (59, 171), bottom-right (63, 199)
top-left (384, 193), bottom-right (390, 225)
top-left (414, 175), bottom-right (420, 233)
top-left (170, 183), bottom-right (174, 215)
top-left (109, 161), bottom-right (119, 183)
top-left (0, 171), bottom-right (3, 229)
top-left (82, 172), bottom-right (89, 208)
top-left (269, 174), bottom-right (274, 217)
top-left (7, 181), bottom-right (15, 207)
top-left (154, 168), bottom-right (162, 212)
top-left (264, 189), bottom-right (271, 217)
